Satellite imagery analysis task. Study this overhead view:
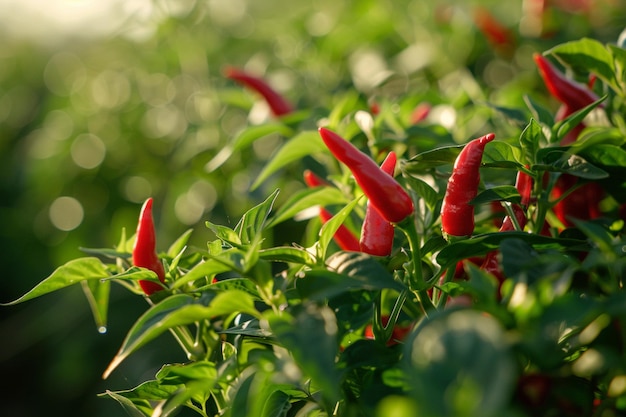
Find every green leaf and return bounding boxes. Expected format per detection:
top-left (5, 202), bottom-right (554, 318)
top-left (482, 141), bottom-right (523, 168)
top-left (436, 232), bottom-right (587, 267)
top-left (519, 118), bottom-right (544, 164)
top-left (100, 390), bottom-right (151, 417)
top-left (547, 38), bottom-right (617, 91)
top-left (471, 185), bottom-right (521, 206)
top-left (205, 123), bottom-right (293, 172)
top-left (81, 278), bottom-right (110, 332)
top-left (235, 189), bottom-right (279, 244)
top-left (171, 250), bottom-right (243, 289)
top-left (167, 228), bottom-right (193, 258)
top-left (580, 144), bottom-right (626, 169)
top-left (317, 196), bottom-right (362, 260)
top-left (261, 389), bottom-right (292, 417)
top-left (267, 187), bottom-right (347, 227)
top-left (206, 221), bottom-right (242, 247)
top-left (404, 145), bottom-right (462, 172)
top-left (485, 102), bottom-right (529, 127)
top-left (251, 131), bottom-right (327, 190)
top-left (1, 257), bottom-right (109, 305)
top-left (258, 246), bottom-right (316, 265)
top-left (553, 95), bottom-right (607, 143)
top-left (103, 291), bottom-right (261, 379)
top-left (403, 174), bottom-right (439, 212)
top-left (297, 252), bottom-right (405, 300)
top-left (403, 309), bottom-right (516, 417)
top-left (523, 95), bottom-right (555, 127)
top-left (265, 304), bottom-right (341, 404)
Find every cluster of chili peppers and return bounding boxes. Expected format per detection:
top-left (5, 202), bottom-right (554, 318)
top-left (533, 53), bottom-right (604, 228)
top-left (132, 198), bottom-right (166, 296)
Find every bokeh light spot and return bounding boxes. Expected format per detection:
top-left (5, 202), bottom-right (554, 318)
top-left (49, 196), bottom-right (84, 231)
top-left (71, 133), bottom-right (106, 169)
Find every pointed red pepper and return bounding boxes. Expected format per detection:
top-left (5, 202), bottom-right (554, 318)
top-left (533, 53), bottom-right (599, 117)
top-left (223, 66), bottom-right (293, 117)
top-left (359, 152), bottom-right (397, 256)
top-left (318, 127), bottom-right (414, 223)
top-left (132, 198), bottom-right (166, 295)
top-left (441, 133), bottom-right (496, 238)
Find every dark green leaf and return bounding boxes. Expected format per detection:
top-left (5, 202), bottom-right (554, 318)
top-left (485, 102), bottom-right (529, 127)
top-left (403, 309), bottom-right (516, 417)
top-left (471, 185), bottom-right (521, 205)
top-left (404, 145), bottom-right (462, 172)
top-left (265, 304), bottom-right (341, 404)
top-left (436, 232), bottom-right (587, 266)
top-left (523, 95), bottom-right (555, 127)
top-left (402, 174), bottom-right (439, 211)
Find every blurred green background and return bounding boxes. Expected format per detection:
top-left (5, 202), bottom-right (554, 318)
top-left (1, 0), bottom-right (624, 415)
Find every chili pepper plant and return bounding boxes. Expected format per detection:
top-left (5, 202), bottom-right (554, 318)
top-left (6, 34), bottom-right (626, 417)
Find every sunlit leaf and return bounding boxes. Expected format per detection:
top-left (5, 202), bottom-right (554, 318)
top-left (1, 257), bottom-right (109, 305)
top-left (251, 131), bottom-right (327, 190)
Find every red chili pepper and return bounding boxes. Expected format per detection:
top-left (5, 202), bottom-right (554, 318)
top-left (359, 152), bottom-right (397, 256)
top-left (318, 127), bottom-right (414, 223)
top-left (132, 198), bottom-right (166, 295)
top-left (302, 170), bottom-right (360, 252)
top-left (441, 133), bottom-right (496, 238)
top-left (533, 53), bottom-right (599, 120)
top-left (552, 176), bottom-right (603, 228)
top-left (474, 7), bottom-right (515, 48)
top-left (303, 169), bottom-right (329, 188)
top-left (318, 207), bottom-right (360, 252)
top-left (223, 66), bottom-right (293, 117)
top-left (410, 102), bottom-right (431, 124)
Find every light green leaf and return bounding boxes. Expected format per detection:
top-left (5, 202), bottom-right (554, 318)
top-left (235, 189), bottom-right (279, 244)
top-left (267, 187), bottom-right (347, 227)
top-left (167, 228), bottom-right (193, 258)
top-left (1, 257), bottom-right (109, 305)
top-left (206, 123), bottom-right (293, 172)
top-left (317, 196), bottom-right (362, 259)
top-left (100, 390), bottom-right (151, 417)
top-left (81, 278), bottom-right (110, 332)
top-left (258, 246), bottom-right (316, 265)
top-left (251, 131), bottom-right (326, 190)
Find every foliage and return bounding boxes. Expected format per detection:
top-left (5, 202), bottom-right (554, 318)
top-left (4, 1), bottom-right (626, 416)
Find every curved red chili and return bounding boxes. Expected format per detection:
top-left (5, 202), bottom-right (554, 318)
top-left (533, 53), bottom-right (599, 115)
top-left (223, 66), bottom-right (293, 117)
top-left (132, 198), bottom-right (166, 295)
top-left (441, 133), bottom-right (496, 238)
top-left (303, 170), bottom-right (329, 188)
top-left (359, 152), bottom-right (397, 256)
top-left (318, 127), bottom-right (414, 223)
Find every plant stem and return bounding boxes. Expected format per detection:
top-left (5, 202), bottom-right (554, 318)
top-left (397, 216), bottom-right (435, 314)
top-left (169, 325), bottom-right (204, 361)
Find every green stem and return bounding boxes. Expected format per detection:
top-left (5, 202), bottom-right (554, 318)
top-left (169, 325), bottom-right (205, 361)
top-left (397, 216), bottom-right (435, 314)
